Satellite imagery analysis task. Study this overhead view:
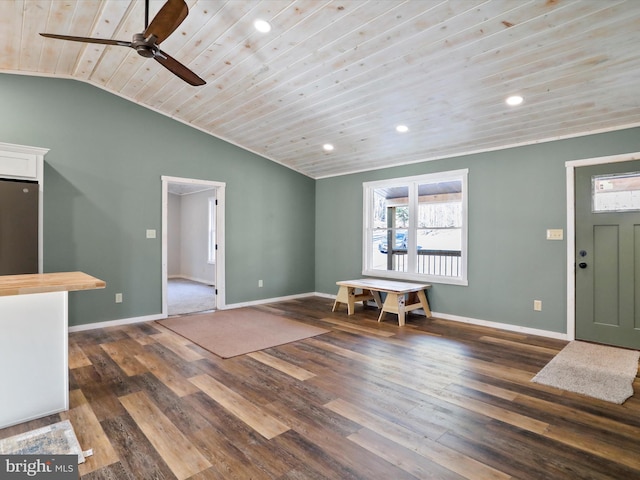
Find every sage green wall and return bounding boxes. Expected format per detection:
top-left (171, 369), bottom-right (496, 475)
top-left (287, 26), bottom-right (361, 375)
top-left (4, 73), bottom-right (640, 334)
top-left (0, 74), bottom-right (315, 326)
top-left (316, 128), bottom-right (640, 334)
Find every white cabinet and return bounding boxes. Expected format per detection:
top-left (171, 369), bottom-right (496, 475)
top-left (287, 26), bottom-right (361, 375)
top-left (0, 142), bottom-right (47, 181)
top-left (0, 150), bottom-right (38, 178)
top-left (0, 291), bottom-right (69, 429)
top-left (0, 272), bottom-right (105, 429)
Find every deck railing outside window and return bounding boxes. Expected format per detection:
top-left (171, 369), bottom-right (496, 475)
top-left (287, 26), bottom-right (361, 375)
top-left (389, 249), bottom-right (462, 277)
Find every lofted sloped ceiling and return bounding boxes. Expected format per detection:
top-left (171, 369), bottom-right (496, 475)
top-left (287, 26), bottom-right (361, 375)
top-left (2, 0), bottom-right (640, 179)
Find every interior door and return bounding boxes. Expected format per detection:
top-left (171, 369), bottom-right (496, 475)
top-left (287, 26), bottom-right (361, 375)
top-left (575, 161), bottom-right (640, 349)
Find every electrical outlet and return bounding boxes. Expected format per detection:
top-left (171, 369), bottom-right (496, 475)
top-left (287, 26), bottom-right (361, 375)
top-left (533, 300), bottom-right (542, 311)
top-left (258, 279), bottom-right (263, 288)
top-left (115, 293), bottom-right (123, 303)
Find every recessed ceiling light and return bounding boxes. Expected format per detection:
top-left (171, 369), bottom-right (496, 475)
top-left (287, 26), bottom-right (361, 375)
top-left (396, 125), bottom-right (409, 133)
top-left (506, 95), bottom-right (524, 106)
top-left (254, 19), bottom-right (272, 33)
top-left (323, 143), bottom-right (334, 152)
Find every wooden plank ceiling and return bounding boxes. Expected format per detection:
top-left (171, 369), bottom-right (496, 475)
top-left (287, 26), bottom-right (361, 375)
top-left (1, 0), bottom-right (640, 179)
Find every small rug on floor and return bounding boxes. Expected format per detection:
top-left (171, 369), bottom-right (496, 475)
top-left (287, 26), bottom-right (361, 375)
top-left (0, 420), bottom-right (86, 463)
top-left (532, 341), bottom-right (640, 404)
top-left (158, 308), bottom-right (330, 358)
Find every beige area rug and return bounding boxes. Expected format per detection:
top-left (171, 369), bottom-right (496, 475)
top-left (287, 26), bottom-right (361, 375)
top-left (158, 308), bottom-right (330, 358)
top-left (532, 341), bottom-right (640, 404)
top-left (0, 420), bottom-right (87, 463)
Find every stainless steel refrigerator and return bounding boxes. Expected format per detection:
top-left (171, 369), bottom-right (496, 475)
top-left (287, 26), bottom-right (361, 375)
top-left (0, 178), bottom-right (39, 275)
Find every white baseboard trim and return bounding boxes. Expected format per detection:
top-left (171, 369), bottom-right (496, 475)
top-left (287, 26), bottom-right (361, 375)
top-left (67, 293), bottom-right (318, 332)
top-left (67, 293), bottom-right (568, 341)
top-left (314, 291), bottom-right (335, 300)
top-left (69, 313), bottom-right (166, 332)
top-left (173, 275), bottom-right (214, 285)
top-left (323, 292), bottom-right (567, 340)
top-left (223, 292), bottom-right (316, 310)
top-left (431, 311), bottom-right (568, 340)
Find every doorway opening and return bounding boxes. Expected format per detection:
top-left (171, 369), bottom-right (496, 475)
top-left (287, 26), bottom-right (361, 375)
top-left (161, 176), bottom-right (226, 317)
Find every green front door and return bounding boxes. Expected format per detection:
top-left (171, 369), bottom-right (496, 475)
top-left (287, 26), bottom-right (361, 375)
top-left (575, 161), bottom-right (640, 349)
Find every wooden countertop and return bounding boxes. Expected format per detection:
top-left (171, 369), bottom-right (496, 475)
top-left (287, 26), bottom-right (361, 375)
top-left (0, 271), bottom-right (106, 297)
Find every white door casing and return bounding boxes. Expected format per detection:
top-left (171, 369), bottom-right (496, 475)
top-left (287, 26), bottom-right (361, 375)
top-left (161, 175), bottom-right (226, 316)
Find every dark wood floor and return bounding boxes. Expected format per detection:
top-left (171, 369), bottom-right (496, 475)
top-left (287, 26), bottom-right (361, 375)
top-left (3, 297), bottom-right (640, 479)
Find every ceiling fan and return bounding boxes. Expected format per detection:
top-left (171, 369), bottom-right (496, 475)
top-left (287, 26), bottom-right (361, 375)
top-left (40, 0), bottom-right (205, 86)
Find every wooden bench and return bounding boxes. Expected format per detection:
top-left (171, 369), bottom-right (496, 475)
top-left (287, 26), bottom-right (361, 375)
top-left (332, 278), bottom-right (432, 326)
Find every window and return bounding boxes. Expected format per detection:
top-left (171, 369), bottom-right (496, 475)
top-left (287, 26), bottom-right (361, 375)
top-left (363, 169), bottom-right (468, 285)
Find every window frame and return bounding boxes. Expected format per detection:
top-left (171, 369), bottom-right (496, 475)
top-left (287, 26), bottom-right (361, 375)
top-left (362, 169), bottom-right (468, 286)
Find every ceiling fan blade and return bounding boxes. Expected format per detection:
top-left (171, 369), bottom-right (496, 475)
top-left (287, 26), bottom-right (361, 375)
top-left (39, 33), bottom-right (131, 48)
top-left (155, 50), bottom-right (205, 86)
top-left (144, 0), bottom-right (188, 45)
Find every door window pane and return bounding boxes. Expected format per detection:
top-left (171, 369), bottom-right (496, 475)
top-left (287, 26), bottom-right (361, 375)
top-left (593, 172), bottom-right (640, 212)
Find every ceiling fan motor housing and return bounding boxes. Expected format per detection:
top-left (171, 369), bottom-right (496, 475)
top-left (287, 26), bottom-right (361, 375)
top-left (132, 33), bottom-right (157, 58)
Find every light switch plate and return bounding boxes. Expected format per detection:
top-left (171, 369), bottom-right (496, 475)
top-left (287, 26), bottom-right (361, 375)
top-left (146, 229), bottom-right (156, 239)
top-left (546, 229), bottom-right (563, 240)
